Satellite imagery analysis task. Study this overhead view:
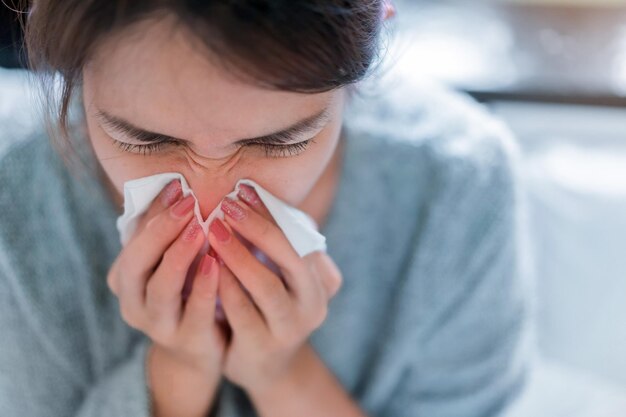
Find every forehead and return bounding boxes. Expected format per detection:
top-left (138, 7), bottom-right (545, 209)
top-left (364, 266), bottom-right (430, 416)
top-left (82, 14), bottom-right (337, 141)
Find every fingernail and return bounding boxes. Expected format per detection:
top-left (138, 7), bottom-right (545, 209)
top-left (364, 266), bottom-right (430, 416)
top-left (160, 180), bottom-right (182, 208)
top-left (238, 184), bottom-right (261, 207)
top-left (182, 218), bottom-right (202, 242)
top-left (209, 218), bottom-right (231, 243)
top-left (200, 254), bottom-right (216, 275)
top-left (171, 194), bottom-right (195, 218)
top-left (221, 198), bottom-right (247, 221)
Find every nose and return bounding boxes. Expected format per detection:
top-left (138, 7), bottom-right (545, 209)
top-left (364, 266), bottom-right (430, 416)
top-left (187, 177), bottom-right (240, 222)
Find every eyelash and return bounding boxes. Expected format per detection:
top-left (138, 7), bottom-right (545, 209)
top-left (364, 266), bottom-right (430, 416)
top-left (110, 137), bottom-right (315, 158)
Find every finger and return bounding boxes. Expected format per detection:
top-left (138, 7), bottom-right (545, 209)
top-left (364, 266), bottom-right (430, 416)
top-left (107, 256), bottom-right (121, 296)
top-left (136, 179), bottom-right (183, 231)
top-left (178, 254), bottom-right (221, 339)
top-left (221, 197), bottom-right (300, 272)
top-left (209, 218), bottom-right (293, 327)
top-left (217, 261), bottom-right (267, 340)
top-left (112, 180), bottom-right (185, 301)
top-left (144, 217), bottom-right (205, 333)
top-left (118, 195), bottom-right (197, 313)
top-left (220, 198), bottom-right (317, 300)
top-left (236, 183), bottom-right (277, 226)
top-left (123, 193), bottom-right (197, 281)
top-left (305, 251), bottom-right (343, 300)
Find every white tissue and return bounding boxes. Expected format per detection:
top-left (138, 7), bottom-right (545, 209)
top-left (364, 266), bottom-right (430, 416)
top-left (116, 172), bottom-right (326, 256)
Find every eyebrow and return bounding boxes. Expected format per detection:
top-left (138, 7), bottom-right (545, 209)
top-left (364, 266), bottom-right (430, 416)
top-left (95, 105), bottom-right (331, 147)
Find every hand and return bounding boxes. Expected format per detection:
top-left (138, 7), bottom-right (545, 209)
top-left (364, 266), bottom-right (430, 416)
top-left (207, 184), bottom-right (343, 396)
top-left (106, 178), bottom-right (226, 374)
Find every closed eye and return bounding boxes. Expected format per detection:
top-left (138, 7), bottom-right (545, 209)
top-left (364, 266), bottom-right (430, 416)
top-left (107, 136), bottom-right (316, 158)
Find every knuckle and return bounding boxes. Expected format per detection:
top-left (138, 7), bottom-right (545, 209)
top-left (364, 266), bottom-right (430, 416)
top-left (335, 271), bottom-right (343, 289)
top-left (149, 324), bottom-right (176, 348)
top-left (147, 279), bottom-right (176, 306)
top-left (321, 255), bottom-right (343, 297)
top-left (330, 271), bottom-right (343, 296)
top-left (115, 253), bottom-right (142, 285)
top-left (309, 305), bottom-right (328, 329)
top-left (316, 309), bottom-right (328, 328)
top-left (106, 269), bottom-right (118, 295)
top-left (144, 308), bottom-right (176, 345)
top-left (120, 303), bottom-right (142, 329)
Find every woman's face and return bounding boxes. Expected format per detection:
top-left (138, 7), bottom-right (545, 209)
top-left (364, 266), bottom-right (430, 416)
top-left (82, 15), bottom-right (347, 220)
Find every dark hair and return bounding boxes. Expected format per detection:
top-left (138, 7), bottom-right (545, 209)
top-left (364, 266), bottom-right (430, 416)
top-left (15, 0), bottom-right (389, 176)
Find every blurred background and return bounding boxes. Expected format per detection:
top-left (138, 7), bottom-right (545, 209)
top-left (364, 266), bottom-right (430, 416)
top-left (387, 1), bottom-right (626, 416)
top-left (1, 0), bottom-right (625, 416)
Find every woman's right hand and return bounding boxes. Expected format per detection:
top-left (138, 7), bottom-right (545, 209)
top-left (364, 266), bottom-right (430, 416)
top-left (106, 179), bottom-right (226, 416)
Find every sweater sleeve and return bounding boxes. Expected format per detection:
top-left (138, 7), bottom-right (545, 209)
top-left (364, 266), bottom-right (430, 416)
top-left (382, 126), bottom-right (534, 417)
top-left (0, 261), bottom-right (155, 417)
top-left (74, 340), bottom-right (154, 417)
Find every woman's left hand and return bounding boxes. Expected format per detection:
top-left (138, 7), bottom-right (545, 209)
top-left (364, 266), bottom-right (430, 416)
top-left (207, 184), bottom-right (343, 395)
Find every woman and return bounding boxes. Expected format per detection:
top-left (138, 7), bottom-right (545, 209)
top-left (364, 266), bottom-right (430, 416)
top-left (0, 1), bottom-right (531, 416)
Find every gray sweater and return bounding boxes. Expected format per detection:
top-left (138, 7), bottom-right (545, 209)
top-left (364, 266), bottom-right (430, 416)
top-left (0, 75), bottom-right (532, 417)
